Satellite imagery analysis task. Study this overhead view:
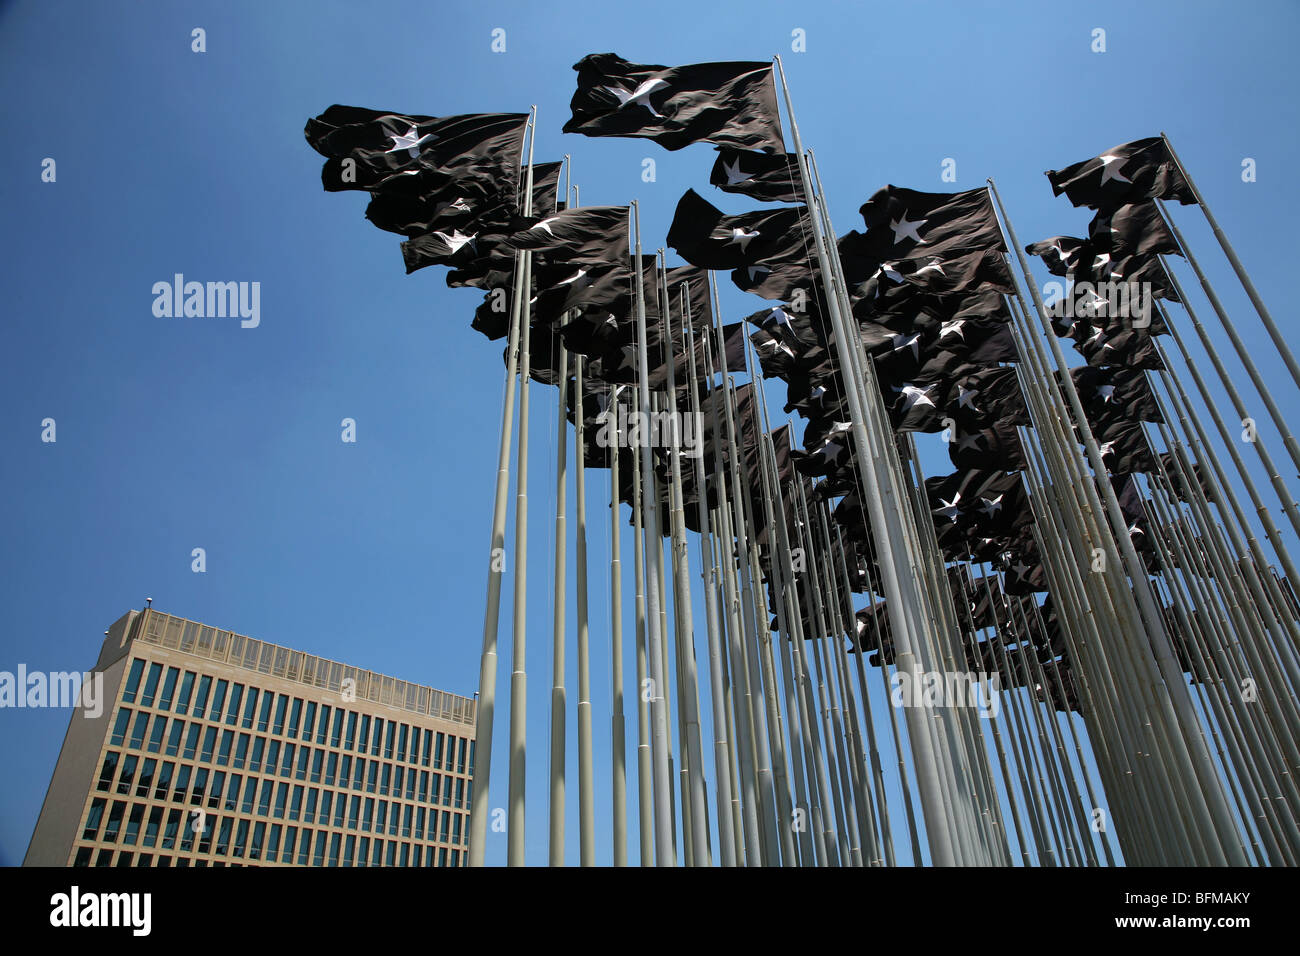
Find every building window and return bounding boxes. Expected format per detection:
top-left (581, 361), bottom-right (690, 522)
top-left (73, 846), bottom-right (93, 867)
top-left (225, 683), bottom-right (243, 725)
top-left (357, 715), bottom-right (371, 754)
top-left (274, 782), bottom-right (288, 819)
top-left (97, 752), bottom-right (119, 791)
top-left (367, 761), bottom-right (378, 794)
top-left (329, 707), bottom-right (343, 747)
top-left (371, 718), bottom-right (384, 757)
top-left (110, 708), bottom-right (131, 746)
top-left (116, 754), bottom-right (138, 795)
top-left (266, 739), bottom-right (280, 773)
top-left (344, 711), bottom-right (357, 750)
top-left (233, 818), bottom-right (249, 858)
top-left (163, 809), bottom-right (181, 849)
top-left (192, 675), bottom-right (212, 717)
top-left (283, 826), bottom-right (298, 864)
top-left (173, 764), bottom-right (191, 802)
top-left (421, 729), bottom-right (432, 767)
top-left (430, 773), bottom-right (442, 806)
top-left (140, 663), bottom-right (163, 707)
top-left (288, 698), bottom-right (302, 738)
top-left (266, 824), bottom-right (281, 860)
top-left (358, 837), bottom-right (370, 866)
top-left (325, 751), bottom-right (338, 787)
top-left (148, 716), bottom-right (167, 754)
top-left (104, 800), bottom-right (126, 842)
top-left (250, 821), bottom-right (265, 861)
top-left (272, 696), bottom-right (287, 736)
top-left (83, 798), bottom-right (106, 840)
top-left (455, 778), bottom-right (464, 810)
top-left (217, 729), bottom-right (233, 766)
top-left (166, 720), bottom-right (184, 757)
top-left (328, 832), bottom-right (341, 867)
top-left (129, 712), bottom-right (149, 750)
top-left (468, 740), bottom-right (476, 775)
top-left (144, 806), bottom-right (163, 847)
top-left (209, 679), bottom-right (228, 721)
top-left (281, 743), bottom-right (295, 777)
top-left (200, 726), bottom-right (217, 763)
top-left (154, 761), bottom-right (174, 800)
top-left (175, 671), bottom-right (196, 715)
top-left (434, 733), bottom-right (444, 770)
top-left (234, 733), bottom-right (249, 769)
top-left (380, 763), bottom-right (391, 796)
top-left (343, 834), bottom-right (355, 868)
top-left (384, 720), bottom-right (395, 759)
top-left (297, 828), bottom-right (313, 866)
top-left (302, 701), bottom-right (316, 741)
top-left (296, 746), bottom-right (310, 781)
top-left (225, 773), bottom-right (242, 811)
top-left (257, 692), bottom-right (273, 732)
top-left (258, 780), bottom-right (274, 816)
top-left (362, 798), bottom-right (374, 832)
top-left (242, 687), bottom-right (259, 729)
top-left (311, 748), bottom-right (323, 784)
top-left (250, 736), bottom-right (265, 773)
top-left (208, 771), bottom-right (226, 809)
top-left (372, 839), bottom-right (384, 867)
top-left (190, 767), bottom-right (209, 805)
top-left (352, 757), bottom-right (364, 791)
top-left (313, 830), bottom-right (327, 867)
top-left (122, 659), bottom-right (145, 704)
top-left (158, 668), bottom-right (179, 710)
top-left (317, 705), bottom-right (331, 745)
top-left (183, 723), bottom-right (201, 760)
top-left (348, 794), bottom-right (361, 829)
top-left (136, 758), bottom-right (156, 797)
top-left (304, 787), bottom-right (318, 824)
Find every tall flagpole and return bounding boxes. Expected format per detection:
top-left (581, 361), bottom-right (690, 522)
top-left (631, 201), bottom-right (676, 862)
top-left (1160, 132), bottom-right (1300, 393)
top-left (468, 107), bottom-right (535, 867)
top-left (776, 56), bottom-right (961, 864)
top-left (1156, 202), bottom-right (1300, 477)
top-left (574, 354), bottom-right (596, 865)
top-left (609, 378), bottom-right (629, 866)
top-left (547, 161), bottom-right (571, 867)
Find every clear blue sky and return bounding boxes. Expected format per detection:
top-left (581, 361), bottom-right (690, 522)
top-left (2, 0), bottom-right (1296, 866)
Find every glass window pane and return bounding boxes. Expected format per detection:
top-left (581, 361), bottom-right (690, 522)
top-left (225, 683), bottom-right (243, 725)
top-left (140, 663), bottom-right (163, 707)
top-left (97, 752), bottom-right (120, 791)
top-left (192, 675), bottom-right (212, 716)
top-left (175, 672), bottom-right (195, 715)
top-left (122, 660), bottom-right (145, 704)
top-left (158, 668), bottom-right (179, 710)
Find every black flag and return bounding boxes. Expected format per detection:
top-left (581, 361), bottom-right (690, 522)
top-left (709, 147), bottom-right (804, 202)
top-left (1046, 136), bottom-right (1194, 210)
top-left (563, 53), bottom-right (784, 153)
top-left (667, 189), bottom-right (809, 270)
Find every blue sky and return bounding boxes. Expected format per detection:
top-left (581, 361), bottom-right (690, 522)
top-left (1, 0), bottom-right (1296, 866)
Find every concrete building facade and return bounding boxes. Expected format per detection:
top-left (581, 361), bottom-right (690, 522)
top-left (24, 608), bottom-right (477, 867)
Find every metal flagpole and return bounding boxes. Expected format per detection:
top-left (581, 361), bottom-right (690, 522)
top-left (682, 310), bottom-right (738, 866)
top-left (469, 107), bottom-right (535, 867)
top-left (1161, 133), bottom-right (1300, 392)
top-left (1156, 202), bottom-right (1300, 477)
top-left (773, 54), bottom-right (961, 866)
top-left (548, 164), bottom-right (571, 867)
top-left (630, 202), bottom-right (676, 862)
top-left (574, 354), bottom-right (596, 865)
top-left (630, 388), bottom-right (654, 866)
top-left (549, 337), bottom-right (568, 866)
top-left (609, 380), bottom-right (629, 866)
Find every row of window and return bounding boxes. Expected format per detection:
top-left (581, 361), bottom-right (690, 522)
top-left (119, 658), bottom-right (474, 771)
top-left (136, 613), bottom-right (474, 724)
top-left (105, 711), bottom-right (468, 799)
top-left (72, 829), bottom-right (463, 867)
top-left (93, 754), bottom-right (468, 837)
top-left (81, 798), bottom-right (466, 859)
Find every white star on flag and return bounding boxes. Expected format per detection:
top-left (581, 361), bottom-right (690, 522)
top-left (726, 228), bottom-right (760, 251)
top-left (1098, 154), bottom-right (1132, 186)
top-left (433, 229), bottom-right (475, 254)
top-left (940, 318), bottom-right (966, 340)
top-left (602, 78), bottom-right (669, 117)
top-left (934, 494), bottom-right (961, 522)
top-left (891, 212), bottom-right (927, 244)
top-left (722, 156), bottom-right (754, 185)
top-left (957, 386), bottom-right (981, 411)
top-left (900, 383), bottom-right (935, 411)
top-left (388, 125), bottom-right (434, 158)
top-left (978, 495), bottom-right (1003, 517)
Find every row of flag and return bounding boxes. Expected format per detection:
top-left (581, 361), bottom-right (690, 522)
top-left (302, 51), bottom-right (1300, 867)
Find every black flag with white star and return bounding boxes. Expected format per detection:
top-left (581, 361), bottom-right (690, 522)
top-left (1045, 136), bottom-right (1195, 210)
top-left (563, 53), bottom-right (785, 153)
top-left (856, 185), bottom-right (1005, 261)
top-left (709, 147), bottom-right (805, 203)
top-left (306, 108), bottom-right (529, 197)
top-left (501, 205), bottom-right (631, 262)
top-left (666, 189), bottom-right (810, 270)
